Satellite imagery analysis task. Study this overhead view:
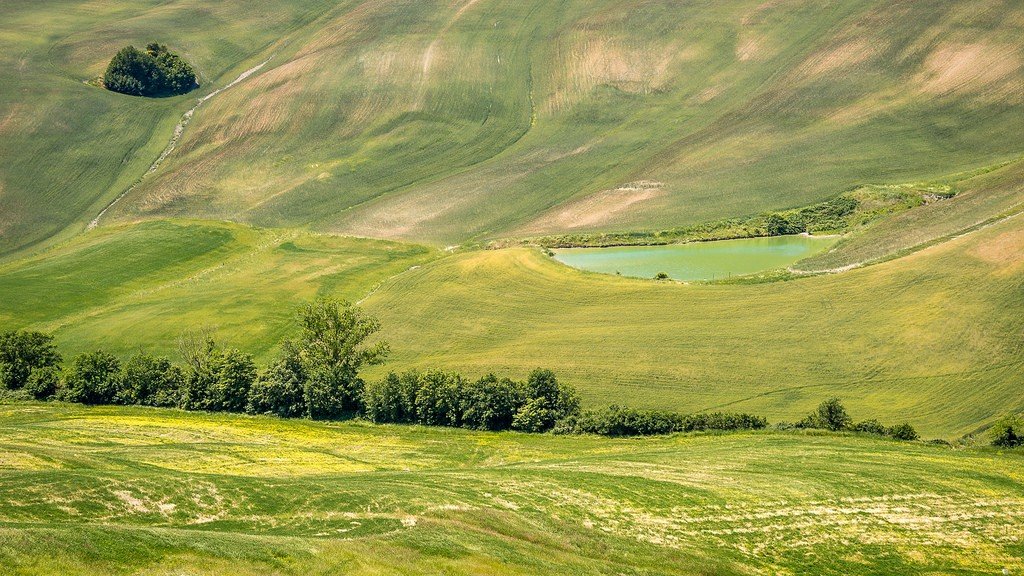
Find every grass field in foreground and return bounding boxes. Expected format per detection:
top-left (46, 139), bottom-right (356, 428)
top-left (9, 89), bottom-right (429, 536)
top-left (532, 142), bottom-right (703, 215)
top-left (0, 402), bottom-right (1021, 575)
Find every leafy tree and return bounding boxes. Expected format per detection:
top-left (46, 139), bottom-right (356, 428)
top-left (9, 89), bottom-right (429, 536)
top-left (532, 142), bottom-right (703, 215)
top-left (461, 374), bottom-right (526, 431)
top-left (24, 366), bottom-right (61, 400)
top-left (414, 370), bottom-right (463, 427)
top-left (294, 299), bottom-right (389, 419)
top-left (178, 333), bottom-right (255, 412)
top-left (887, 422), bottom-right (919, 441)
top-left (364, 371), bottom-right (419, 424)
top-left (59, 351), bottom-right (121, 404)
top-left (117, 352), bottom-right (183, 406)
top-left (212, 349), bottom-right (257, 412)
top-left (247, 344), bottom-right (306, 418)
top-left (798, 397), bottom-right (851, 431)
top-left (654, 272), bottom-right (670, 280)
top-left (0, 330), bottom-right (62, 390)
top-left (511, 369), bottom-right (580, 432)
top-left (990, 414), bottom-right (1023, 448)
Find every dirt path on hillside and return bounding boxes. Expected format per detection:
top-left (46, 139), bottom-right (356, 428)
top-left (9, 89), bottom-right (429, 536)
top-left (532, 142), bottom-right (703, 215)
top-left (88, 58), bottom-right (273, 229)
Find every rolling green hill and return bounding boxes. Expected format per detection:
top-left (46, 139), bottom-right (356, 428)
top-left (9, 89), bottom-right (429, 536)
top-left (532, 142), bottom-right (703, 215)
top-left (2, 0), bottom-right (1022, 254)
top-left (0, 202), bottom-right (1020, 438)
top-left (0, 403), bottom-right (1021, 575)
top-left (2, 1), bottom-right (1024, 572)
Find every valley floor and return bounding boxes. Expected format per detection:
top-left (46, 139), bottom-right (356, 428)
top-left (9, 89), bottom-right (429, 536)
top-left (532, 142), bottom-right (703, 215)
top-left (0, 403), bottom-right (1021, 575)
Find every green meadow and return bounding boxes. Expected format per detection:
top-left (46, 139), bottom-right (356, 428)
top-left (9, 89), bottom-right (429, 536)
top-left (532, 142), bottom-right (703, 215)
top-left (0, 403), bottom-right (1022, 575)
top-left (1, 0), bottom-right (1023, 573)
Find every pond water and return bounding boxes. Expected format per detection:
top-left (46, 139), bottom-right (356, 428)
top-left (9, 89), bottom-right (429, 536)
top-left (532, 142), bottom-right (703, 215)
top-left (551, 235), bottom-right (838, 281)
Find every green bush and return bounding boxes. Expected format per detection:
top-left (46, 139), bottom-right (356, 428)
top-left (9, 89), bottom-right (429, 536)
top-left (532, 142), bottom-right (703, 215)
top-left (103, 43), bottom-right (197, 97)
top-left (887, 422), bottom-right (919, 441)
top-left (512, 369), bottom-right (579, 432)
top-left (178, 336), bottom-right (255, 412)
top-left (364, 371), bottom-right (419, 424)
top-left (247, 347), bottom-right (306, 418)
top-left (556, 406), bottom-right (767, 436)
top-left (24, 366), bottom-right (61, 400)
top-left (765, 213), bottom-right (804, 236)
top-left (990, 414), bottom-right (1022, 448)
top-left (117, 352), bottom-right (183, 406)
top-left (59, 351), bottom-right (121, 405)
top-left (798, 397), bottom-right (852, 431)
top-left (414, 370), bottom-right (464, 427)
top-left (0, 330), bottom-right (62, 390)
top-left (852, 419), bottom-right (886, 435)
top-left (461, 374), bottom-right (526, 431)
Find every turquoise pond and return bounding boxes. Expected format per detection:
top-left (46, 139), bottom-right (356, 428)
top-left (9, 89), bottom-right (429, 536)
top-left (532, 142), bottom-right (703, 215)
top-left (551, 235), bottom-right (839, 281)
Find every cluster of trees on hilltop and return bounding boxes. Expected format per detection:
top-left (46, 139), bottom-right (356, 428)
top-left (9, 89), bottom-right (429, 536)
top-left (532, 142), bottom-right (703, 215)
top-left (104, 43), bottom-right (197, 96)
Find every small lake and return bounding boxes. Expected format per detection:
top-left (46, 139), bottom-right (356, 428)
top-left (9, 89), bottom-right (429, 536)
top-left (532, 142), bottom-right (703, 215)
top-left (552, 235), bottom-right (838, 281)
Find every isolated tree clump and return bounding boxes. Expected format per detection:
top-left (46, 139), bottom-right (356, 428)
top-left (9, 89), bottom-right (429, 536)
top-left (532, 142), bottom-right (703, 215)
top-left (799, 397), bottom-right (852, 431)
top-left (104, 43), bottom-right (197, 97)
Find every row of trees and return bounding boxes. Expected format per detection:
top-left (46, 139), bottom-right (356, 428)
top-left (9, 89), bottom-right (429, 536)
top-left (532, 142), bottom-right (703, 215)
top-left (9, 305), bottom-right (1016, 444)
top-left (0, 302), bottom-right (763, 438)
top-left (104, 43), bottom-right (198, 96)
top-left (554, 405), bottom-right (767, 436)
top-left (364, 369), bottom-right (579, 432)
top-left (1, 300), bottom-right (385, 421)
top-left (794, 397), bottom-right (919, 441)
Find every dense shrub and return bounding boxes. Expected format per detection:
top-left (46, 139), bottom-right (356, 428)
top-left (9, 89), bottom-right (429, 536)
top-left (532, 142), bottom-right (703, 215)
top-left (990, 414), bottom-right (1022, 448)
top-left (178, 336), bottom-right (256, 412)
top-left (247, 346), bottom-right (306, 418)
top-left (461, 374), bottom-right (526, 431)
top-left (555, 406), bottom-right (767, 436)
top-left (367, 369), bottom-right (578, 433)
top-left (364, 371), bottom-right (419, 424)
top-left (852, 419), bottom-right (887, 435)
top-left (512, 369), bottom-right (579, 432)
top-left (0, 330), bottom-right (62, 390)
top-left (104, 43), bottom-right (197, 97)
top-left (24, 366), bottom-right (61, 400)
top-left (887, 422), bottom-right (919, 441)
top-left (798, 397), bottom-right (852, 431)
top-left (59, 351), bottom-right (121, 404)
top-left (765, 213), bottom-right (804, 236)
top-left (117, 352), bottom-right (183, 407)
top-left (414, 371), bottom-right (465, 427)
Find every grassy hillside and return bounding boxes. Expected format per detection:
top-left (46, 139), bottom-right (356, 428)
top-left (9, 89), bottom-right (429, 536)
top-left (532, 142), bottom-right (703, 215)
top-left (0, 0), bottom-right (337, 255)
top-left (0, 220), bottom-right (434, 360)
top-left (362, 213), bottom-right (1024, 438)
top-left (0, 403), bottom-right (1021, 575)
top-left (0, 211), bottom-right (1020, 438)
top-left (3, 0), bottom-right (1021, 254)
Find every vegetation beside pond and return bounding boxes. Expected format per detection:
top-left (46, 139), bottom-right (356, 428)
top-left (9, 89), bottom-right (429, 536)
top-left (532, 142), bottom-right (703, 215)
top-left (519, 183), bottom-right (955, 249)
